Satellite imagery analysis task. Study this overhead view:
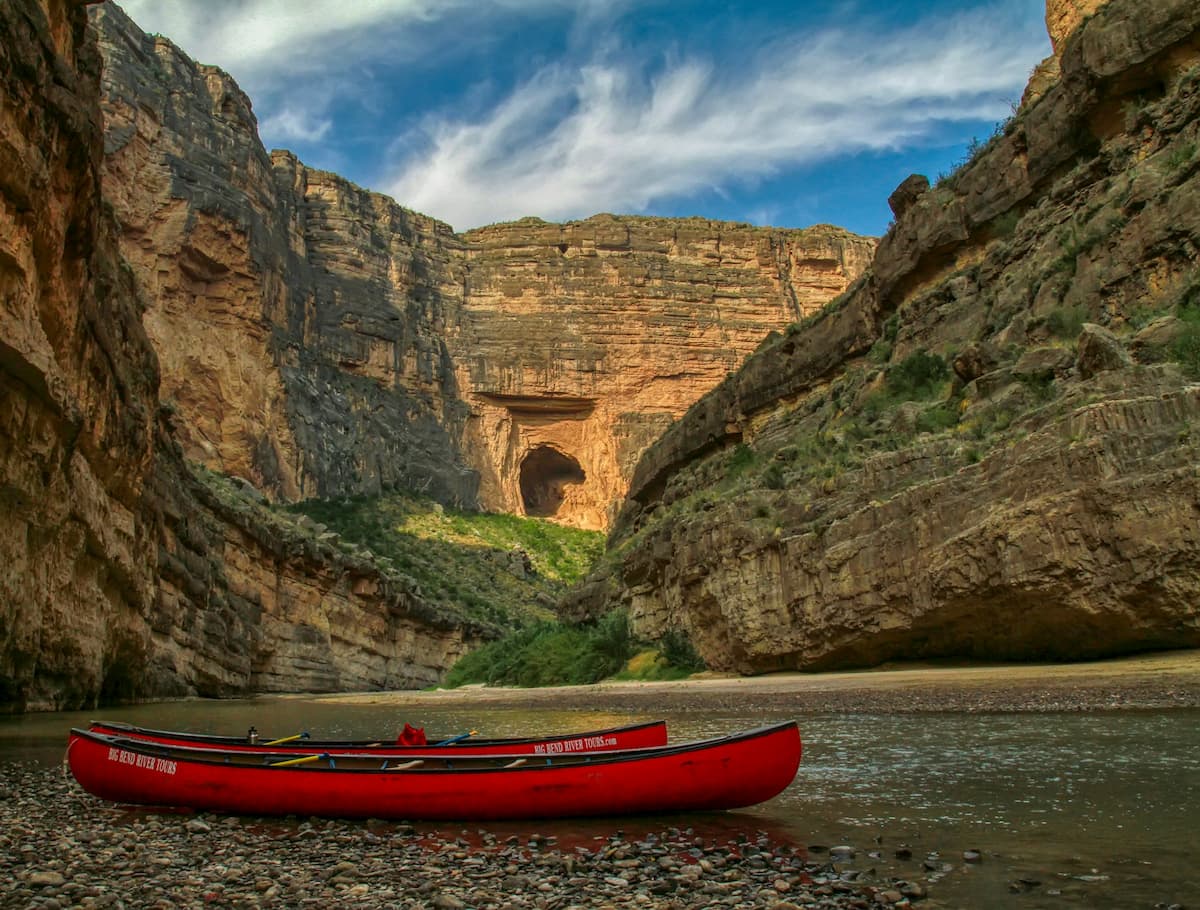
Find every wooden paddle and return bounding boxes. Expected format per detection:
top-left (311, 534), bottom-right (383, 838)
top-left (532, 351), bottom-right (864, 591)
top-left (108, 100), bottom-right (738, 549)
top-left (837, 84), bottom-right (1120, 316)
top-left (269, 753), bottom-right (323, 767)
top-left (433, 730), bottom-right (478, 746)
top-left (263, 733), bottom-right (310, 746)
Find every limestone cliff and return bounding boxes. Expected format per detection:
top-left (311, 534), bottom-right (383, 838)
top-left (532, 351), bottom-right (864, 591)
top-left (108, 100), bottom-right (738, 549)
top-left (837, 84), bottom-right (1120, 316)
top-left (1, 0), bottom-right (159, 709)
top-left (1046, 0), bottom-right (1108, 54)
top-left (96, 3), bottom-right (477, 508)
top-left (457, 217), bottom-right (874, 529)
top-left (91, 5), bottom-right (873, 530)
top-left (0, 0), bottom-right (486, 711)
top-left (587, 0), bottom-right (1200, 672)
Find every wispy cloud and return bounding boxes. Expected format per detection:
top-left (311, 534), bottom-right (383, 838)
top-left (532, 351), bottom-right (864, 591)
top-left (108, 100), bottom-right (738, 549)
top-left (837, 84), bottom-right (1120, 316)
top-left (116, 0), bottom-right (579, 151)
top-left (385, 8), bottom-right (1047, 229)
top-left (259, 106), bottom-right (333, 144)
top-left (117, 0), bottom-right (568, 77)
top-left (114, 1), bottom-right (1048, 232)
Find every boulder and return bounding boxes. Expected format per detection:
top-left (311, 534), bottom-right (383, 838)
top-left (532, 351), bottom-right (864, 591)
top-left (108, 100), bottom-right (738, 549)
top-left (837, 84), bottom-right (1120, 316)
top-left (953, 342), bottom-right (1002, 383)
top-left (1076, 323), bottom-right (1132, 378)
top-left (888, 174), bottom-right (931, 222)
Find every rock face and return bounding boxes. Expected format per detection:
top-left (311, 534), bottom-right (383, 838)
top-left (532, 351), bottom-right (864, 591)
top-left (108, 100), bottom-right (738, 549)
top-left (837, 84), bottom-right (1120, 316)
top-left (146, 458), bottom-right (487, 699)
top-left (1, 0), bottom-right (159, 710)
top-left (96, 4), bottom-right (476, 508)
top-left (457, 217), bottom-right (874, 528)
top-left (0, 0), bottom-right (486, 711)
top-left (1046, 0), bottom-right (1109, 54)
top-left (589, 0), bottom-right (1200, 672)
top-left (1025, 0), bottom-right (1112, 107)
top-left (91, 5), bottom-right (874, 530)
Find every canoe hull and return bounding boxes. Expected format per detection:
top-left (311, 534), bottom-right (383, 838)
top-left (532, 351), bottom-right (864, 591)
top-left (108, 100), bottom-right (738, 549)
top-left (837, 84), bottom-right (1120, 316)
top-left (67, 724), bottom-right (801, 821)
top-left (87, 720), bottom-right (668, 756)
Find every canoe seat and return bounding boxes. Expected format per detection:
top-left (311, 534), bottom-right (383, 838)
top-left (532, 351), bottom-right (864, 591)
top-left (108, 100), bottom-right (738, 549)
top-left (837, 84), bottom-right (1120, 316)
top-left (389, 759), bottom-right (424, 771)
top-left (503, 758), bottom-right (526, 768)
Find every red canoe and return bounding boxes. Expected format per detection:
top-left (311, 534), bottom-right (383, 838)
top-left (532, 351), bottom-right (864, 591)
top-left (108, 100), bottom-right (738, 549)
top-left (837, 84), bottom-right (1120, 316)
top-left (66, 723), bottom-right (802, 820)
top-left (87, 719), bottom-right (668, 756)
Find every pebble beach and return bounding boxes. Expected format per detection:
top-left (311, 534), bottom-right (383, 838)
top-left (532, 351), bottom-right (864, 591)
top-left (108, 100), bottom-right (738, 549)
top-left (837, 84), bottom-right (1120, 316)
top-left (2, 761), bottom-right (942, 910)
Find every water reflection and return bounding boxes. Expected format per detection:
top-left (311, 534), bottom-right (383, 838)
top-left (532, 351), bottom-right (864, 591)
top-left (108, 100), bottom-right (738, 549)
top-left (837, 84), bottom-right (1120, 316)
top-left (3, 699), bottom-right (1198, 907)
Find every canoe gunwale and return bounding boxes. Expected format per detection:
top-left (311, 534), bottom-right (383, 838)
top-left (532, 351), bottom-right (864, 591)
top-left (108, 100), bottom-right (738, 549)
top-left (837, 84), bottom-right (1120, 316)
top-left (87, 718), bottom-right (669, 751)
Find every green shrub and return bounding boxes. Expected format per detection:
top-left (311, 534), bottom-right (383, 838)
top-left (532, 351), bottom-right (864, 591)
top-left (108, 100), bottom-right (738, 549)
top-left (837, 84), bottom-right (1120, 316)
top-left (1171, 317), bottom-right (1200, 379)
top-left (659, 628), bottom-right (706, 673)
top-left (868, 338), bottom-right (893, 364)
top-left (915, 404), bottom-right (959, 434)
top-left (882, 313), bottom-right (900, 343)
top-left (763, 462), bottom-right (786, 490)
top-left (589, 609), bottom-right (633, 671)
top-left (1046, 305), bottom-right (1088, 340)
top-left (887, 350), bottom-right (950, 400)
top-left (442, 611), bottom-right (637, 688)
top-left (970, 407), bottom-right (1015, 440)
top-left (990, 209), bottom-right (1021, 238)
top-left (1166, 141), bottom-right (1196, 172)
top-left (727, 443), bottom-right (756, 475)
top-left (1020, 373), bottom-right (1058, 403)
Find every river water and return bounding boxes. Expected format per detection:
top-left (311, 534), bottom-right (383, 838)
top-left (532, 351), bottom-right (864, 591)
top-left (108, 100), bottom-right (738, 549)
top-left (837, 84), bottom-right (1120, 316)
top-left (2, 697), bottom-right (1197, 909)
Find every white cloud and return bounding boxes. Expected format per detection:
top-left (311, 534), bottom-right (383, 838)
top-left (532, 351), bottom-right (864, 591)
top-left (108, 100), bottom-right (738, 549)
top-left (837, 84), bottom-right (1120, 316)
top-left (115, 0), bottom-right (584, 168)
top-left (113, 2), bottom-right (1048, 229)
top-left (385, 9), bottom-right (1048, 230)
top-left (259, 106), bottom-right (333, 144)
top-left (117, 0), bottom-right (576, 79)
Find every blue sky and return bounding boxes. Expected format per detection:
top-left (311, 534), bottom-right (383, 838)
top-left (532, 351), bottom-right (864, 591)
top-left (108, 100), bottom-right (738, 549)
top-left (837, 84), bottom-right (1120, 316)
top-left (117, 0), bottom-right (1050, 237)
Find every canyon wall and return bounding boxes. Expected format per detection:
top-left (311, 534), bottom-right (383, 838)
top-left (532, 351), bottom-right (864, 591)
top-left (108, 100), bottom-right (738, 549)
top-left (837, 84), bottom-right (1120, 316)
top-left (585, 0), bottom-right (1200, 671)
top-left (96, 3), bottom-right (477, 508)
top-left (91, 4), bottom-right (873, 530)
top-left (0, 0), bottom-right (486, 711)
top-left (1, 0), bottom-right (159, 709)
top-left (457, 217), bottom-right (874, 528)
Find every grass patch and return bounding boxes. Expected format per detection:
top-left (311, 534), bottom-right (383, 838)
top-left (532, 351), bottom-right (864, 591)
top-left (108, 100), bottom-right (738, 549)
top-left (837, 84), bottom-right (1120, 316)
top-left (1166, 141), bottom-right (1196, 172)
top-left (612, 650), bottom-right (696, 682)
top-left (287, 492), bottom-right (603, 628)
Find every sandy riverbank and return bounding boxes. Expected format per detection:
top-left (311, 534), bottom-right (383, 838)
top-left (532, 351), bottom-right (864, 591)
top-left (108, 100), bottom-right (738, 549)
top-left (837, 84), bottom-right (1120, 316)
top-left (313, 649), bottom-right (1200, 714)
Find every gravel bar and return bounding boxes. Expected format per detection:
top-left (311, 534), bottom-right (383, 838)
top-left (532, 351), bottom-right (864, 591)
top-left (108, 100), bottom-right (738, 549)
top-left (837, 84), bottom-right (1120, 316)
top-left (0, 763), bottom-right (955, 910)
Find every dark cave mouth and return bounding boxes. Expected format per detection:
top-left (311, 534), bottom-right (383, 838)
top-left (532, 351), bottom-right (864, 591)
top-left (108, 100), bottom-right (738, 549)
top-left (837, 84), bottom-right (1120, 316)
top-left (520, 446), bottom-right (585, 518)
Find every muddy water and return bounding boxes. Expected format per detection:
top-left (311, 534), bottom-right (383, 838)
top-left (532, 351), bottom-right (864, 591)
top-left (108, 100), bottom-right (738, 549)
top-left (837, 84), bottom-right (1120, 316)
top-left (3, 698), bottom-right (1198, 908)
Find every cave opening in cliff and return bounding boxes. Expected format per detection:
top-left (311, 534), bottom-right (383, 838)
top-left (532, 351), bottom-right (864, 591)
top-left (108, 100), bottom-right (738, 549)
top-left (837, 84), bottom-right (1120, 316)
top-left (520, 446), bottom-right (585, 518)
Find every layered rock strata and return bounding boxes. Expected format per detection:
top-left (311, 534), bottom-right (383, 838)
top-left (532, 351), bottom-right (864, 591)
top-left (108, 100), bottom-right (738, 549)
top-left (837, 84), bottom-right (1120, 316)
top-left (96, 4), bottom-right (477, 508)
top-left (1, 0), bottom-right (158, 710)
top-left (0, 0), bottom-right (485, 711)
top-left (588, 0), bottom-right (1200, 671)
top-left (91, 5), bottom-right (874, 529)
top-left (457, 217), bottom-right (873, 528)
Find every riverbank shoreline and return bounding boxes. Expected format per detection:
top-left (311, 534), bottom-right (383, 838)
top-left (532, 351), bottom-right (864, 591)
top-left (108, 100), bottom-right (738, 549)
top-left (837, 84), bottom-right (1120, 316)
top-left (1, 762), bottom-right (941, 910)
top-left (311, 649), bottom-right (1200, 714)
